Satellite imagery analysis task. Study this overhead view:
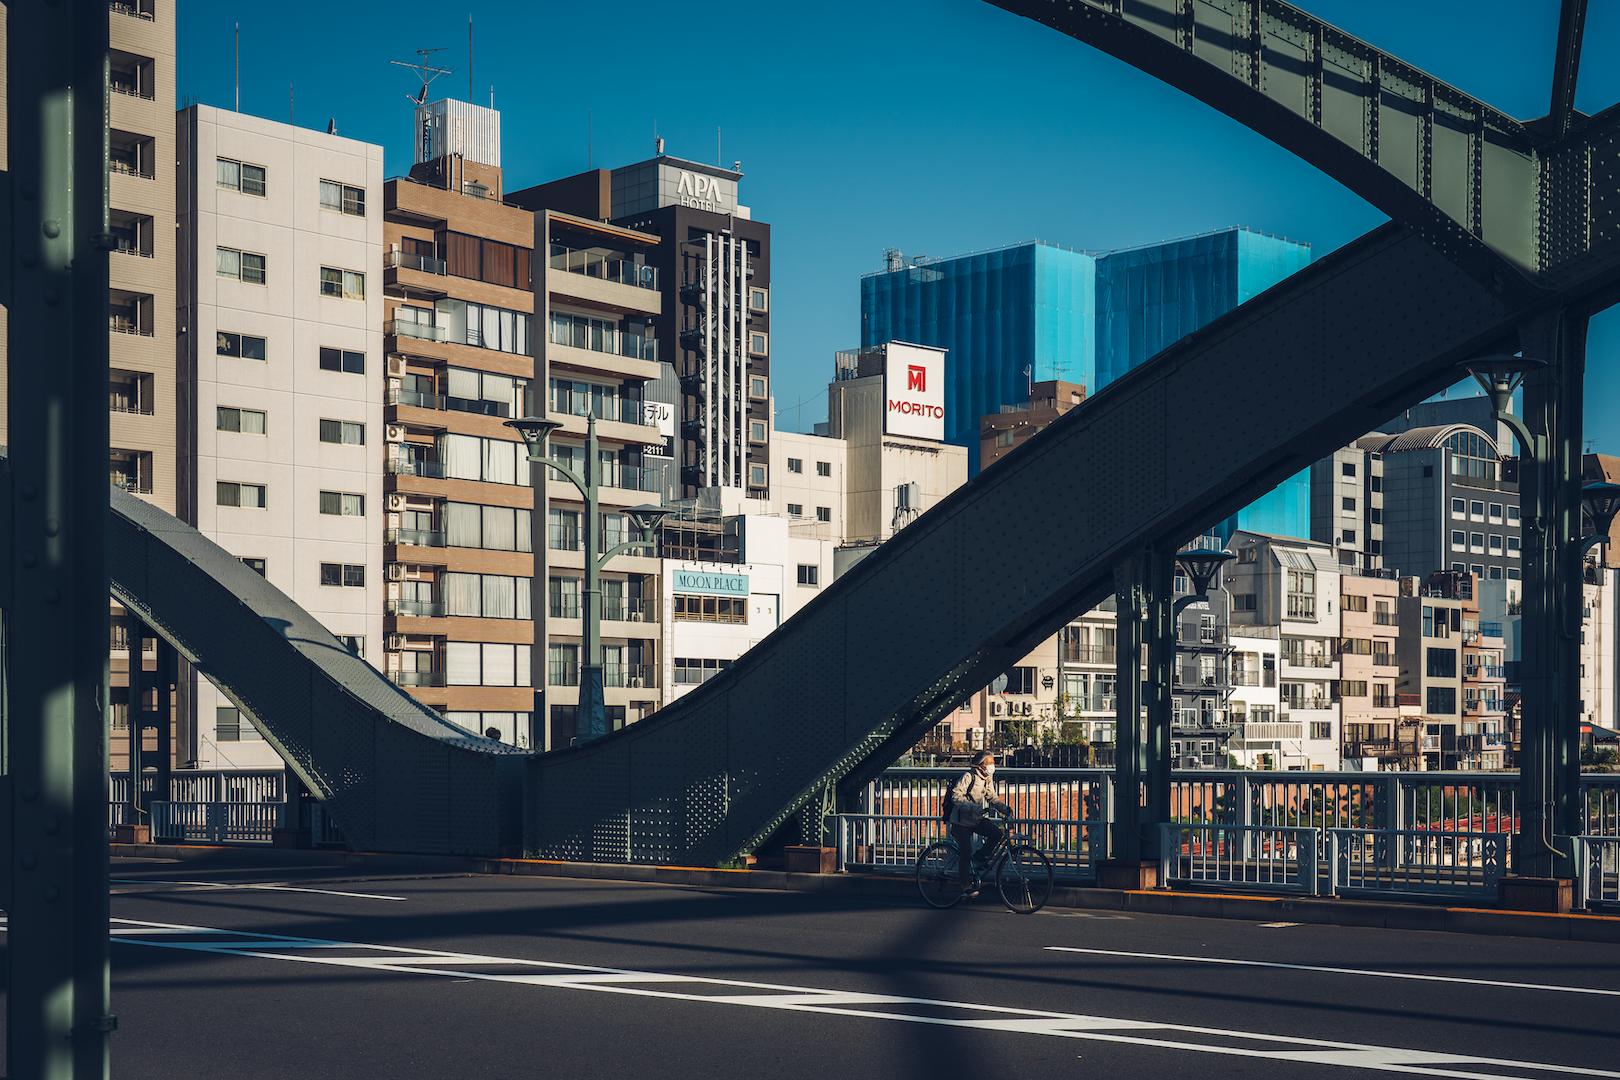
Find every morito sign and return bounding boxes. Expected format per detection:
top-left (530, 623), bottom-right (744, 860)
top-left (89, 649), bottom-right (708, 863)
top-left (882, 341), bottom-right (946, 440)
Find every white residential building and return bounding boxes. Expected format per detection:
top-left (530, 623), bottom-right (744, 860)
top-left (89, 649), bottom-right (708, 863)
top-left (177, 105), bottom-right (385, 768)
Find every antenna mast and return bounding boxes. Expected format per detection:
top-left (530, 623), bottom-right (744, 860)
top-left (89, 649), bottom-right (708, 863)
top-left (391, 48), bottom-right (454, 106)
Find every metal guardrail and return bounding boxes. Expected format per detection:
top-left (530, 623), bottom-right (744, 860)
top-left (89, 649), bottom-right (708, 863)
top-left (1329, 828), bottom-right (1506, 900)
top-left (150, 800), bottom-right (284, 844)
top-left (1159, 823), bottom-right (1321, 894)
top-left (1581, 835), bottom-right (1620, 910)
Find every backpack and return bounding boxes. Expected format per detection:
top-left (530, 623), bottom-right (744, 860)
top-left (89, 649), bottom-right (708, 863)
top-left (939, 788), bottom-right (955, 823)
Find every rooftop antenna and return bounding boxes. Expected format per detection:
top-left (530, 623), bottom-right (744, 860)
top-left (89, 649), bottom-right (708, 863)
top-left (717, 126), bottom-right (721, 166)
top-left (468, 15), bottom-right (473, 103)
top-left (234, 24), bottom-right (239, 113)
top-left (391, 48), bottom-right (454, 107)
top-left (655, 120), bottom-right (662, 157)
top-left (588, 109), bottom-right (592, 169)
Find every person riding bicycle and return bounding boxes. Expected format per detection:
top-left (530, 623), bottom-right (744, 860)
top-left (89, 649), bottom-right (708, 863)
top-left (949, 750), bottom-right (1012, 895)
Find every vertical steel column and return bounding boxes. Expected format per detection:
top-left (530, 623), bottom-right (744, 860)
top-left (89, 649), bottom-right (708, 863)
top-left (1517, 313), bottom-right (1587, 879)
top-left (154, 637), bottom-right (174, 810)
top-left (1143, 551), bottom-right (1176, 859)
top-left (6, 0), bottom-right (115, 1076)
top-left (576, 415), bottom-right (607, 742)
top-left (1111, 556), bottom-right (1146, 861)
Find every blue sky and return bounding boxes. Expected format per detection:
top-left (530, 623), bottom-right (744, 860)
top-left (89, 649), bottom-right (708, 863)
top-left (180, 0), bottom-right (1618, 448)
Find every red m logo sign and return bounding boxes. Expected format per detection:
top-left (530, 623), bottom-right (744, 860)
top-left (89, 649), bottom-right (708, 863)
top-left (907, 365), bottom-right (926, 392)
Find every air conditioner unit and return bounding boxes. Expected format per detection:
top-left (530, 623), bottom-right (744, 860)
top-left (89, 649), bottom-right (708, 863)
top-left (386, 493), bottom-right (407, 512)
top-left (385, 634), bottom-right (404, 652)
top-left (386, 355), bottom-right (406, 379)
top-left (1021, 702), bottom-right (1033, 716)
top-left (990, 701), bottom-right (1003, 716)
top-left (385, 425), bottom-right (406, 443)
top-left (386, 564), bottom-right (405, 581)
top-left (627, 677), bottom-right (644, 688)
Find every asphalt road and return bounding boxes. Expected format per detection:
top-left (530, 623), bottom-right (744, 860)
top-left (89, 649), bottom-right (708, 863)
top-left (11, 855), bottom-right (1620, 1079)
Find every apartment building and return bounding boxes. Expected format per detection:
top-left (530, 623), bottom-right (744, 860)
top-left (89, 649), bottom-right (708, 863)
top-left (1226, 624), bottom-right (1282, 767)
top-left (1396, 571), bottom-right (1507, 770)
top-left (1337, 570), bottom-right (1404, 767)
top-left (1229, 532), bottom-right (1342, 769)
top-left (978, 380), bottom-right (1087, 470)
top-left (771, 429), bottom-right (847, 544)
top-left (1310, 444), bottom-right (1385, 574)
top-left (380, 100), bottom-right (544, 744)
top-left (1171, 558), bottom-right (1238, 768)
top-left (177, 106), bottom-right (385, 768)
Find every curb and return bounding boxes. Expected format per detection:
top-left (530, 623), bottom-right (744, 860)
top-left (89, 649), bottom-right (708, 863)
top-left (110, 843), bottom-right (1620, 943)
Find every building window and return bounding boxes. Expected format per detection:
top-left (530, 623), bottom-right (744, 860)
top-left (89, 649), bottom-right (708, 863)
top-left (1488, 534), bottom-right (1503, 554)
top-left (673, 594), bottom-right (747, 624)
top-left (241, 557), bottom-right (266, 576)
top-left (816, 461), bottom-right (832, 477)
top-left (1507, 536), bottom-right (1521, 557)
top-left (1005, 667), bottom-right (1036, 695)
top-left (1507, 506), bottom-right (1521, 524)
top-left (750, 377), bottom-right (767, 398)
top-left (336, 635), bottom-right (364, 657)
top-left (1470, 532), bottom-right (1485, 553)
top-left (1489, 566), bottom-right (1503, 579)
top-left (1426, 647), bottom-right (1457, 678)
top-left (449, 642), bottom-right (532, 687)
top-left (216, 332), bottom-right (266, 360)
top-left (1285, 570), bottom-right (1315, 620)
top-left (1426, 686), bottom-right (1457, 715)
top-left (319, 419), bottom-right (366, 445)
top-left (320, 562), bottom-right (366, 588)
top-left (216, 407), bottom-right (266, 434)
top-left (1471, 563), bottom-right (1484, 577)
top-left (749, 421), bottom-right (767, 442)
top-left (1341, 529), bottom-right (1355, 544)
top-left (1451, 563), bottom-right (1466, 573)
top-left (1489, 502), bottom-right (1503, 522)
top-left (217, 247), bottom-right (266, 285)
top-left (1341, 462), bottom-right (1356, 477)
top-left (319, 179), bottom-right (366, 216)
top-left (319, 491), bottom-right (365, 517)
top-left (750, 464), bottom-right (767, 486)
top-left (1471, 500), bottom-right (1486, 519)
top-left (1451, 530), bottom-right (1466, 551)
top-left (319, 347), bottom-right (365, 374)
top-left (748, 288), bottom-right (768, 311)
top-left (674, 657), bottom-right (732, 685)
top-left (320, 266), bottom-right (365, 300)
top-left (787, 503), bottom-right (803, 516)
top-left (216, 158), bottom-right (266, 197)
top-left (216, 481), bottom-right (266, 508)
top-left (1341, 593), bottom-right (1368, 612)
top-left (1341, 496), bottom-right (1356, 513)
top-left (215, 706), bottom-right (261, 742)
top-left (797, 564), bottom-right (819, 587)
top-left (1508, 567), bottom-right (1521, 580)
top-left (787, 457), bottom-right (803, 474)
top-left (1310, 721), bottom-right (1332, 739)
top-left (816, 506), bottom-right (831, 523)
top-left (1233, 593), bottom-right (1257, 611)
top-left (995, 430), bottom-right (1015, 447)
top-left (749, 332), bottom-right (768, 355)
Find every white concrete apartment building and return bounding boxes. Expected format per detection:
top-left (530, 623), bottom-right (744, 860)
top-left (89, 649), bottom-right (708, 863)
top-left (771, 429), bottom-right (847, 543)
top-left (661, 512), bottom-right (833, 704)
top-left (1226, 624), bottom-right (1283, 769)
top-left (177, 106), bottom-right (385, 768)
top-left (1583, 560), bottom-right (1617, 732)
top-left (1229, 532), bottom-right (1343, 769)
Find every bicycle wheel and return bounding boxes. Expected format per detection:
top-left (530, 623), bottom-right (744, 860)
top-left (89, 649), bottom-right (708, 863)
top-left (916, 840), bottom-right (965, 908)
top-left (996, 844), bottom-right (1054, 914)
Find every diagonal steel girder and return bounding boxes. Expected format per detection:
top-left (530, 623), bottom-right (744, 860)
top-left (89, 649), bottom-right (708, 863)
top-left (987, 0), bottom-right (1620, 304)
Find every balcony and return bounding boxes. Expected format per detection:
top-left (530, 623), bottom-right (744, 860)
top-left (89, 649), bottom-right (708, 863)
top-left (1174, 667), bottom-right (1228, 690)
top-left (551, 394), bottom-right (661, 430)
top-left (1481, 621), bottom-right (1504, 638)
top-left (109, 0), bottom-right (155, 18)
top-left (548, 324), bottom-right (657, 365)
top-left (602, 464), bottom-right (663, 495)
top-left (386, 319), bottom-right (447, 343)
top-left (602, 597), bottom-right (660, 623)
top-left (549, 661), bottom-right (580, 687)
top-left (1176, 625), bottom-right (1228, 646)
top-left (386, 599), bottom-right (445, 618)
top-left (1063, 693), bottom-right (1117, 713)
top-left (550, 244), bottom-right (657, 291)
top-left (604, 663), bottom-right (658, 689)
top-left (385, 528), bottom-right (446, 548)
top-left (1374, 611), bottom-right (1398, 626)
top-left (386, 249), bottom-right (446, 275)
top-left (388, 387), bottom-right (447, 410)
top-left (389, 671), bottom-right (446, 688)
top-left (1282, 653), bottom-right (1334, 670)
top-left (387, 458), bottom-right (447, 479)
top-left (1060, 645), bottom-right (1116, 665)
top-left (1281, 695), bottom-right (1331, 712)
top-left (1465, 664), bottom-right (1506, 680)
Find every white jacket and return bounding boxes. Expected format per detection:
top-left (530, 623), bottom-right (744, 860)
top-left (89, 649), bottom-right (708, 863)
top-left (949, 767), bottom-right (1010, 827)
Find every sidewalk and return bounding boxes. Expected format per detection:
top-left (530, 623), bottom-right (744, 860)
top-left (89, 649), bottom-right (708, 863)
top-left (110, 842), bottom-right (1620, 943)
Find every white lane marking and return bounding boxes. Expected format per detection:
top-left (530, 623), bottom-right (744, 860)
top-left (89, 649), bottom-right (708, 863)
top-left (1258, 922), bottom-right (1301, 928)
top-left (109, 878), bottom-right (407, 901)
top-left (1045, 946), bottom-right (1620, 998)
top-left (103, 917), bottom-right (1618, 1078)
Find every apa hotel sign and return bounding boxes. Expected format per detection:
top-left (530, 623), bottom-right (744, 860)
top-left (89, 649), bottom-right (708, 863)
top-left (676, 170), bottom-right (732, 213)
top-left (882, 341), bottom-right (946, 440)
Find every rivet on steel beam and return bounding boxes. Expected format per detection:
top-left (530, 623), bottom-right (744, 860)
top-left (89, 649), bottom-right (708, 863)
top-left (42, 519), bottom-right (59, 537)
top-left (41, 220), bottom-right (60, 239)
top-left (43, 887), bottom-right (59, 903)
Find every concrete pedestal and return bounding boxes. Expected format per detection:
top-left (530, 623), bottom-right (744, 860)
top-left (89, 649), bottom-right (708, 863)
top-left (112, 823), bottom-right (150, 845)
top-left (1097, 859), bottom-right (1158, 890)
top-left (1497, 875), bottom-right (1575, 912)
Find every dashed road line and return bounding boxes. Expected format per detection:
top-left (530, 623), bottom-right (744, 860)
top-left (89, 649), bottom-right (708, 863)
top-left (102, 917), bottom-right (1620, 1078)
top-left (1044, 946), bottom-right (1620, 997)
top-left (107, 879), bottom-right (407, 901)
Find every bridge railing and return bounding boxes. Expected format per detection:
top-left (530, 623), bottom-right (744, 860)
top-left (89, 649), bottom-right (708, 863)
top-left (1581, 836), bottom-right (1620, 910)
top-left (1159, 823), bottom-right (1321, 895)
top-left (1328, 828), bottom-right (1507, 900)
top-left (834, 813), bottom-right (1104, 882)
top-left (150, 800), bottom-right (285, 844)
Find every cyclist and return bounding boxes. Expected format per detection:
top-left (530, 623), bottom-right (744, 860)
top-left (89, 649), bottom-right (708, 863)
top-left (948, 750), bottom-right (1013, 896)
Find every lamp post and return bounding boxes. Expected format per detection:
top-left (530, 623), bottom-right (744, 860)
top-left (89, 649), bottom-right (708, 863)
top-left (507, 414), bottom-right (669, 745)
top-left (1580, 481), bottom-right (1620, 556)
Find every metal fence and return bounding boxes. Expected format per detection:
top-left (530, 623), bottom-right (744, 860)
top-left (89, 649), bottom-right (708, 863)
top-left (1159, 823), bottom-right (1320, 894)
top-left (151, 800), bottom-right (284, 844)
top-left (1328, 828), bottom-right (1507, 900)
top-left (1582, 835), bottom-right (1620, 910)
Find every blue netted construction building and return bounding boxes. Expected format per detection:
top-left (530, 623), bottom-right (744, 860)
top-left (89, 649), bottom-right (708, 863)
top-left (860, 227), bottom-right (1312, 538)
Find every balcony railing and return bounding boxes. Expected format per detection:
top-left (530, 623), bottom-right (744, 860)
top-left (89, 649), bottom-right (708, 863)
top-left (110, 474), bottom-right (151, 494)
top-left (385, 319), bottom-right (447, 343)
top-left (109, 159), bottom-right (153, 179)
top-left (549, 323), bottom-right (657, 363)
top-left (602, 597), bottom-right (660, 623)
top-left (551, 395), bottom-right (661, 429)
top-left (109, 317), bottom-right (151, 337)
top-left (1063, 694), bottom-right (1117, 713)
top-left (1481, 621), bottom-right (1504, 638)
top-left (386, 458), bottom-right (447, 479)
top-left (112, 245), bottom-right (154, 259)
top-left (1374, 611), bottom-right (1399, 626)
top-left (1282, 653), bottom-right (1334, 670)
top-left (1176, 626), bottom-right (1228, 646)
top-left (604, 663), bottom-right (658, 689)
top-left (385, 249), bottom-right (447, 275)
top-left (549, 526), bottom-right (582, 552)
top-left (1060, 645), bottom-right (1116, 665)
top-left (385, 527), bottom-right (446, 548)
top-left (1281, 696), bottom-right (1331, 712)
top-left (109, 1), bottom-right (154, 18)
top-left (1230, 671), bottom-right (1262, 687)
top-left (549, 661), bottom-right (580, 687)
top-left (1465, 664), bottom-right (1507, 680)
top-left (387, 387), bottom-right (447, 410)
top-left (386, 599), bottom-right (445, 618)
top-left (389, 671), bottom-right (446, 687)
top-left (110, 82), bottom-right (154, 101)
top-left (550, 244), bottom-right (658, 291)
top-left (1175, 668), bottom-right (1228, 689)
top-left (603, 465), bottom-right (663, 494)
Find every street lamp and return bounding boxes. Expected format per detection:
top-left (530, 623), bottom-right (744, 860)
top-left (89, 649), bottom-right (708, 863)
top-left (507, 414), bottom-right (668, 745)
top-left (1581, 481), bottom-right (1620, 556)
top-left (1455, 354), bottom-right (1548, 456)
top-left (1173, 549), bottom-right (1235, 617)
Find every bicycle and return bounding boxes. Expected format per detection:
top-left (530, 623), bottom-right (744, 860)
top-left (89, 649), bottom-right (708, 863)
top-left (915, 819), bottom-right (1054, 914)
